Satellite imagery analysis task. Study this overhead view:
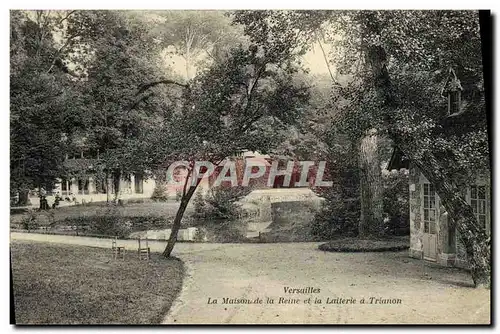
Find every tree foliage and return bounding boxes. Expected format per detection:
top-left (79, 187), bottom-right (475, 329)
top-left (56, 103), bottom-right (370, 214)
top-left (234, 10), bottom-right (490, 286)
top-left (10, 11), bottom-right (86, 202)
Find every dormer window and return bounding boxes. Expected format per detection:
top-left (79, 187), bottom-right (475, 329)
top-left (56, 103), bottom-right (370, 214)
top-left (441, 67), bottom-right (463, 116)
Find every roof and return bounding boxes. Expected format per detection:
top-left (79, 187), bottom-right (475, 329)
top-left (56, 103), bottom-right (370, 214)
top-left (218, 156), bottom-right (271, 167)
top-left (440, 67), bottom-right (463, 97)
top-left (241, 151), bottom-right (271, 159)
top-left (63, 158), bottom-right (98, 171)
top-left (387, 147), bottom-right (410, 171)
top-left (244, 157), bottom-right (271, 167)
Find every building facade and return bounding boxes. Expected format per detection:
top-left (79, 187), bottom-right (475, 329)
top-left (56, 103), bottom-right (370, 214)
top-left (406, 164), bottom-right (490, 268)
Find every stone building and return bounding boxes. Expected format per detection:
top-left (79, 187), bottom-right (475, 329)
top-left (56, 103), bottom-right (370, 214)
top-left (387, 68), bottom-right (491, 268)
top-left (389, 152), bottom-right (490, 268)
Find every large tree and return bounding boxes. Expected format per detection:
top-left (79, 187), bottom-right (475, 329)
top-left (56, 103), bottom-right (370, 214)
top-left (60, 11), bottom-right (184, 200)
top-left (315, 10), bottom-right (489, 287)
top-left (351, 10), bottom-right (490, 288)
top-left (234, 10), bottom-right (490, 287)
top-left (10, 10), bottom-right (86, 206)
top-left (121, 11), bottom-right (314, 257)
top-left (144, 44), bottom-right (310, 257)
top-left (231, 10), bottom-right (387, 237)
top-left (150, 10), bottom-right (246, 79)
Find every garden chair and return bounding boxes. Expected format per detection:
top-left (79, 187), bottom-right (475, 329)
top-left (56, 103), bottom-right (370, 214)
top-left (137, 237), bottom-right (150, 260)
top-left (111, 236), bottom-right (125, 260)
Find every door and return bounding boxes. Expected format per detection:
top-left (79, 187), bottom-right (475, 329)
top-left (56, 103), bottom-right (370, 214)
top-left (422, 183), bottom-right (438, 261)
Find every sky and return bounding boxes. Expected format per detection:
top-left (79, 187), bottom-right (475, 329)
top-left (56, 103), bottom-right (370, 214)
top-left (153, 10), bottom-right (335, 79)
top-left (163, 40), bottom-right (334, 80)
top-left (303, 42), bottom-right (334, 76)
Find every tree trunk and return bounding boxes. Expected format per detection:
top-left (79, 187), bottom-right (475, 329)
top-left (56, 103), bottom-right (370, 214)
top-left (105, 171), bottom-right (109, 203)
top-left (162, 184), bottom-right (198, 258)
top-left (363, 38), bottom-right (490, 287)
top-left (358, 130), bottom-right (384, 237)
top-left (18, 189), bottom-right (29, 206)
top-left (113, 170), bottom-right (120, 202)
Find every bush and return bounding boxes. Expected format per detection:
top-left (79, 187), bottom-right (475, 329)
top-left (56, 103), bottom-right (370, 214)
top-left (56, 205), bottom-right (173, 238)
top-left (175, 190), bottom-right (182, 202)
top-left (193, 227), bottom-right (207, 242)
top-left (311, 196), bottom-right (360, 239)
top-left (19, 210), bottom-right (56, 231)
top-left (192, 221), bottom-right (247, 243)
top-left (151, 184), bottom-right (168, 202)
top-left (192, 191), bottom-right (206, 221)
top-left (382, 170), bottom-right (410, 235)
top-left (126, 198), bottom-right (146, 204)
top-left (192, 186), bottom-right (252, 223)
top-left (311, 149), bottom-right (361, 239)
top-left (312, 165), bottom-right (360, 239)
top-left (21, 210), bottom-right (39, 231)
top-left (318, 236), bottom-right (409, 252)
top-left (79, 205), bottom-right (126, 238)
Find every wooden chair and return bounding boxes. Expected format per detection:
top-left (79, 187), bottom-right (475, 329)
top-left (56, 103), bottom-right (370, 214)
top-left (111, 236), bottom-right (125, 260)
top-left (138, 237), bottom-right (150, 260)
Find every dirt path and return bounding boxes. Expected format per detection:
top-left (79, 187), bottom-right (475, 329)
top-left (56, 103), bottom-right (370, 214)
top-left (163, 243), bottom-right (490, 324)
top-left (9, 231), bottom-right (223, 255)
top-left (10, 232), bottom-right (490, 324)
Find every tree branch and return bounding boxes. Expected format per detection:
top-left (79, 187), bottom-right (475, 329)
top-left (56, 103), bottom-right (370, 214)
top-left (316, 31), bottom-right (338, 85)
top-left (204, 48), bottom-right (217, 61)
top-left (57, 10), bottom-right (76, 26)
top-left (244, 62), bottom-right (267, 115)
top-left (239, 106), bottom-right (264, 133)
top-left (248, 63), bottom-right (266, 99)
top-left (47, 32), bottom-right (80, 73)
top-left (129, 92), bottom-right (154, 110)
top-left (182, 164), bottom-right (193, 197)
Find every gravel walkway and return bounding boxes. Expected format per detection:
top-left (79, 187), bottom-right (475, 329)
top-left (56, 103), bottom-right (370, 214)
top-left (11, 232), bottom-right (490, 324)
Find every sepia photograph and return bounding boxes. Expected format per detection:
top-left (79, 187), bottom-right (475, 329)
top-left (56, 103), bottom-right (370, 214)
top-left (8, 8), bottom-right (492, 325)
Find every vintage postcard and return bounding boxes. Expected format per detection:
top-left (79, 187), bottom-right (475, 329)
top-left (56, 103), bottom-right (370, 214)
top-left (9, 9), bottom-right (491, 325)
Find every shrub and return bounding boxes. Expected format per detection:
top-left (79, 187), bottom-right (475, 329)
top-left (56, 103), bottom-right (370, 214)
top-left (126, 198), bottom-right (146, 204)
top-left (127, 215), bottom-right (171, 231)
top-left (89, 217), bottom-right (130, 238)
top-left (175, 190), bottom-right (182, 202)
top-left (193, 221), bottom-right (247, 242)
top-left (151, 184), bottom-right (168, 202)
top-left (311, 196), bottom-right (360, 239)
top-left (193, 227), bottom-right (207, 242)
top-left (191, 186), bottom-right (252, 223)
top-left (312, 164), bottom-right (360, 239)
top-left (382, 170), bottom-right (410, 235)
top-left (21, 210), bottom-right (39, 231)
top-left (55, 205), bottom-right (173, 238)
top-left (192, 191), bottom-right (206, 221)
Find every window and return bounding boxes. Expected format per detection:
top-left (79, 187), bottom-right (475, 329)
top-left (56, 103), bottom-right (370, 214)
top-left (94, 178), bottom-right (106, 194)
top-left (470, 185), bottom-right (487, 228)
top-left (78, 178), bottom-right (89, 195)
top-left (61, 178), bottom-right (70, 196)
top-left (423, 183), bottom-right (437, 234)
top-left (135, 174), bottom-right (144, 194)
top-left (68, 151), bottom-right (83, 160)
top-left (123, 177), bottom-right (132, 194)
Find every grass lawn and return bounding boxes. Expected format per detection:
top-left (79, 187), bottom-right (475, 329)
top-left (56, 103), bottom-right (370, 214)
top-left (318, 236), bottom-right (410, 252)
top-left (11, 200), bottom-right (189, 225)
top-left (11, 241), bottom-right (184, 324)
